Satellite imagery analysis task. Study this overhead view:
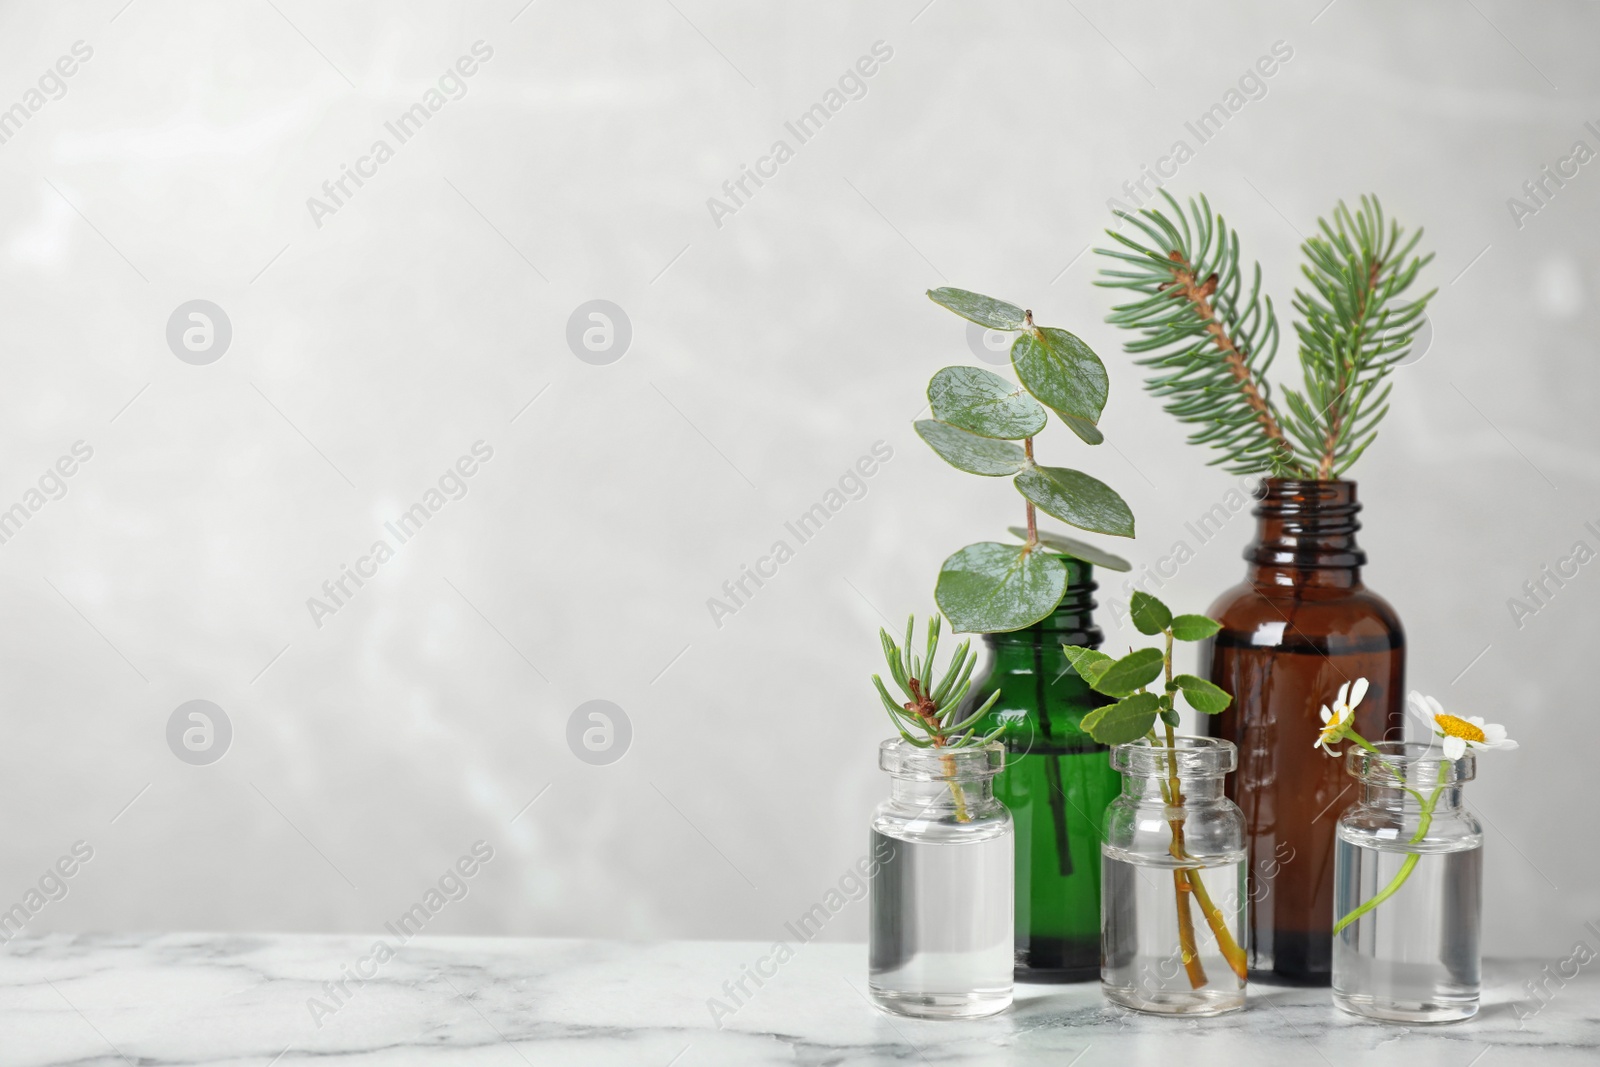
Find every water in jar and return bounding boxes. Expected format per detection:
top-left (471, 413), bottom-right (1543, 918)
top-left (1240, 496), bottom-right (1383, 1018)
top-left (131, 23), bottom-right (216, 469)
top-left (1333, 831), bottom-right (1482, 1022)
top-left (1101, 849), bottom-right (1248, 1015)
top-left (868, 823), bottom-right (1012, 1018)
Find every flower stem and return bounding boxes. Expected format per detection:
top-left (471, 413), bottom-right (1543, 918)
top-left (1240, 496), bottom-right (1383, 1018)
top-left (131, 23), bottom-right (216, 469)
top-left (1331, 758), bottom-right (1448, 935)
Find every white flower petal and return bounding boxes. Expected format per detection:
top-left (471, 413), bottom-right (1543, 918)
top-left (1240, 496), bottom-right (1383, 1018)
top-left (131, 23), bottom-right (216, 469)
top-left (1467, 715), bottom-right (1486, 727)
top-left (1442, 735), bottom-right (1466, 759)
top-left (1335, 681), bottom-right (1351, 708)
top-left (1482, 723), bottom-right (1506, 743)
top-left (1425, 694), bottom-right (1445, 718)
top-left (1321, 707), bottom-right (1333, 724)
top-left (1348, 677), bottom-right (1369, 708)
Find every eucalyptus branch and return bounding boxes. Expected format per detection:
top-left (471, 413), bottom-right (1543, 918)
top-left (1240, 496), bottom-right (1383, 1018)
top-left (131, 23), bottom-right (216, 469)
top-left (915, 289), bottom-right (1135, 633)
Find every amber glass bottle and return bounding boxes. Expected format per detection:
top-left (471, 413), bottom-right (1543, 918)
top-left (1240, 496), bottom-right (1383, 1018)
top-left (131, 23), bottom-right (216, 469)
top-left (969, 557), bottom-right (1118, 982)
top-left (1202, 479), bottom-right (1404, 986)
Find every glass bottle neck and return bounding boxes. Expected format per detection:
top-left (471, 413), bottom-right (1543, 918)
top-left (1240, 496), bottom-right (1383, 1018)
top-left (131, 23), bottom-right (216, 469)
top-left (889, 775), bottom-right (998, 811)
top-left (1245, 478), bottom-right (1366, 590)
top-left (1358, 780), bottom-right (1466, 812)
top-left (1120, 775), bottom-right (1228, 803)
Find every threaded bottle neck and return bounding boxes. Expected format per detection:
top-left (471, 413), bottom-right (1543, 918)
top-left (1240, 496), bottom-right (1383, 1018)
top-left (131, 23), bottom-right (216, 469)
top-left (1246, 478), bottom-right (1366, 589)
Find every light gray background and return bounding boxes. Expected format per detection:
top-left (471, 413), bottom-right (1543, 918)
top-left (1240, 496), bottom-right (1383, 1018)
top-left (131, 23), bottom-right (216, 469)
top-left (0, 0), bottom-right (1594, 961)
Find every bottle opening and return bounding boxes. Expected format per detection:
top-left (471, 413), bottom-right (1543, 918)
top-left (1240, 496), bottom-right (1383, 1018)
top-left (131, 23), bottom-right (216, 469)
top-left (1110, 736), bottom-right (1237, 778)
top-left (878, 738), bottom-right (1004, 781)
top-left (1345, 740), bottom-right (1475, 786)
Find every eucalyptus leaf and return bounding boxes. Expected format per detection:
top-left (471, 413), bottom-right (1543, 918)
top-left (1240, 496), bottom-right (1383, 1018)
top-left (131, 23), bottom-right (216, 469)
top-left (1060, 411), bottom-right (1105, 445)
top-left (1014, 465), bottom-right (1135, 538)
top-left (1092, 647), bottom-right (1165, 696)
top-left (928, 366), bottom-right (1047, 440)
top-left (1129, 591), bottom-right (1172, 636)
top-left (1082, 692), bottom-right (1161, 745)
top-left (915, 420), bottom-right (1027, 476)
top-left (1007, 527), bottom-right (1132, 572)
top-left (935, 542), bottom-right (1067, 633)
top-left (1174, 674), bottom-right (1232, 715)
top-left (1011, 327), bottom-right (1109, 424)
top-left (1061, 644), bottom-right (1113, 685)
top-left (1170, 614), bottom-right (1223, 642)
top-left (926, 288), bottom-right (1027, 330)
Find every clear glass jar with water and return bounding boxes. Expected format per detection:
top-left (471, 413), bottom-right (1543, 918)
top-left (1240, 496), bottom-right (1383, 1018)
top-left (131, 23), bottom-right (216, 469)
top-left (868, 739), bottom-right (1013, 1018)
top-left (1333, 742), bottom-right (1482, 1022)
top-left (1101, 737), bottom-right (1248, 1015)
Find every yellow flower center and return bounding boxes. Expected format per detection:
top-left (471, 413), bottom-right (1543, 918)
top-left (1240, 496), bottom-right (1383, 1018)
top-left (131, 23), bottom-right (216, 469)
top-left (1434, 714), bottom-right (1485, 743)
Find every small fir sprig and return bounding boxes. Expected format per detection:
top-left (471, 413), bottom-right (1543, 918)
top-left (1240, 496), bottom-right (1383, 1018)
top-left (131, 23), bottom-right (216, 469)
top-left (871, 614), bottom-right (1003, 823)
top-left (871, 614), bottom-right (1002, 751)
top-left (1314, 684), bottom-right (1516, 934)
top-left (1094, 192), bottom-right (1434, 479)
top-left (1065, 591), bottom-right (1247, 987)
top-left (918, 289), bottom-right (1134, 635)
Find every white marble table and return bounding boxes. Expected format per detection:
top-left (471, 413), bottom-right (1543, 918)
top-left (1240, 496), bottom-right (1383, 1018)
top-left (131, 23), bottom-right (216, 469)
top-left (3, 934), bottom-right (1594, 1065)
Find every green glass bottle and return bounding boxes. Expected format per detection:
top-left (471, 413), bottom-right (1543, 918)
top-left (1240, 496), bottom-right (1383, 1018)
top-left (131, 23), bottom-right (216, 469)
top-left (969, 556), bottom-right (1118, 982)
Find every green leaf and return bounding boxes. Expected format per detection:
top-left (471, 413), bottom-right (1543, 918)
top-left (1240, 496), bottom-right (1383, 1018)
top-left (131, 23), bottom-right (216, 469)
top-left (915, 420), bottom-right (1027, 476)
top-left (1061, 645), bottom-right (1113, 685)
top-left (927, 366), bottom-right (1047, 440)
top-left (1174, 674), bottom-right (1232, 714)
top-left (1013, 465), bottom-right (1135, 538)
top-left (1129, 591), bottom-right (1172, 636)
top-left (1007, 527), bottom-right (1131, 572)
top-left (1059, 411), bottom-right (1104, 445)
top-left (1082, 692), bottom-right (1161, 745)
top-left (927, 288), bottom-right (1027, 330)
top-left (1091, 647), bottom-right (1164, 696)
top-left (1169, 614), bottom-right (1222, 642)
top-left (1160, 705), bottom-right (1181, 728)
top-left (935, 542), bottom-right (1067, 633)
top-left (1011, 327), bottom-right (1109, 424)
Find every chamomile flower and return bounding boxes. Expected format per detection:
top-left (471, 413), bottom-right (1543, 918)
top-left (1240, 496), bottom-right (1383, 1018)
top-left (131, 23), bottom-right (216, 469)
top-left (1314, 677), bottom-right (1369, 755)
top-left (1408, 691), bottom-right (1519, 760)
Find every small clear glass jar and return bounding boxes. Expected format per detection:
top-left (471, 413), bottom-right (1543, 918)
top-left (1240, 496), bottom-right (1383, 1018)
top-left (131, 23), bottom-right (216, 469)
top-left (1101, 737), bottom-right (1247, 1016)
top-left (868, 739), bottom-right (1013, 1019)
top-left (1333, 742), bottom-right (1483, 1022)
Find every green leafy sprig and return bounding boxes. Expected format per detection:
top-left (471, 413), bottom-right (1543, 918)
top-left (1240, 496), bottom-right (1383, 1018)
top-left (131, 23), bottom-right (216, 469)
top-left (871, 614), bottom-right (1002, 750)
top-left (1064, 591), bottom-right (1231, 744)
top-left (1065, 590), bottom-right (1247, 987)
top-left (1094, 192), bottom-right (1434, 479)
top-left (919, 289), bottom-right (1134, 635)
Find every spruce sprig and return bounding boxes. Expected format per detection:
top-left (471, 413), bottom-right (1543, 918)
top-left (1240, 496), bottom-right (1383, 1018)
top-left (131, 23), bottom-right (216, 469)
top-left (1096, 192), bottom-right (1292, 475)
top-left (1094, 191), bottom-right (1434, 480)
top-left (1282, 197), bottom-right (1436, 478)
top-left (871, 614), bottom-right (1003, 750)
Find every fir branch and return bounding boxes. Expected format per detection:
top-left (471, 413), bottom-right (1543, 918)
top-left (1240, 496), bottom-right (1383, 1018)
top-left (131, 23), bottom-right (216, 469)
top-left (1282, 197), bottom-right (1436, 479)
top-left (1095, 191), bottom-right (1303, 476)
top-left (872, 615), bottom-right (1002, 749)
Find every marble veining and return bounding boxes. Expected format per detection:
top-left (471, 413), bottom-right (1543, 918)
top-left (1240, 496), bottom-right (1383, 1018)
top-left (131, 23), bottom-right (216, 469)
top-left (1, 934), bottom-right (1594, 1065)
